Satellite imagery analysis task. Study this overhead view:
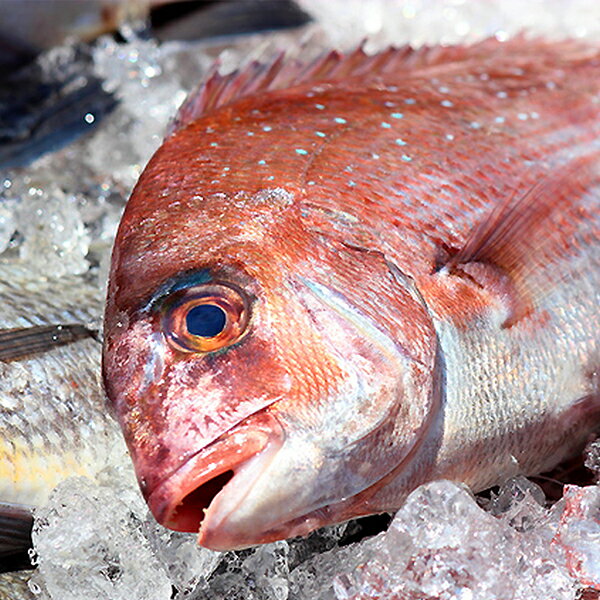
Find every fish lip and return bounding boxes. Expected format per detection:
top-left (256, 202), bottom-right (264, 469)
top-left (198, 501), bottom-right (324, 552)
top-left (146, 411), bottom-right (284, 534)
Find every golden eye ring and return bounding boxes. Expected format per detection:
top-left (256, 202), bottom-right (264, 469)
top-left (161, 282), bottom-right (249, 353)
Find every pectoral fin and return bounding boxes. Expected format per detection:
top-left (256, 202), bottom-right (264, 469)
top-left (442, 152), bottom-right (600, 326)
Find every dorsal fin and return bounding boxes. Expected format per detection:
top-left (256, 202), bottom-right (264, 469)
top-left (168, 45), bottom-right (382, 135)
top-left (168, 36), bottom-right (597, 136)
top-left (444, 152), bottom-right (600, 326)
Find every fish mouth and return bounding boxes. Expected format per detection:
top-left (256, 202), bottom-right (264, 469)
top-left (146, 412), bottom-right (284, 542)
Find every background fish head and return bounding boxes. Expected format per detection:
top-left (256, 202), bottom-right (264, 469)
top-left (103, 134), bottom-right (438, 550)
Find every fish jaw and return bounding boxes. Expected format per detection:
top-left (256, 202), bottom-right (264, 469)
top-left (146, 411), bottom-right (284, 535)
top-left (195, 414), bottom-right (432, 551)
top-left (154, 422), bottom-right (363, 551)
top-left (146, 412), bottom-right (337, 551)
top-left (197, 434), bottom-right (324, 550)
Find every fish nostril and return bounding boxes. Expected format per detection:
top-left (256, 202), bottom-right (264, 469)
top-left (166, 470), bottom-right (234, 532)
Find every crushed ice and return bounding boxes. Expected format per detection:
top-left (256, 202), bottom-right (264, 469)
top-left (1, 0), bottom-right (599, 599)
top-left (27, 475), bottom-right (600, 600)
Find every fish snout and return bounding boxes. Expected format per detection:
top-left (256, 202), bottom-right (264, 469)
top-left (146, 411), bottom-right (284, 538)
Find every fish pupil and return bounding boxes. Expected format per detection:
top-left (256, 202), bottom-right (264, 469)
top-left (186, 304), bottom-right (226, 338)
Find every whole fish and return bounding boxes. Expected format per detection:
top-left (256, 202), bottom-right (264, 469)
top-left (0, 270), bottom-right (129, 560)
top-left (103, 37), bottom-right (600, 551)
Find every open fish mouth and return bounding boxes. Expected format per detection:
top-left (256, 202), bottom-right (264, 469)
top-left (146, 412), bottom-right (285, 546)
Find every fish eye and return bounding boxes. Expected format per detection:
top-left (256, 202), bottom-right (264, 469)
top-left (161, 282), bottom-right (249, 354)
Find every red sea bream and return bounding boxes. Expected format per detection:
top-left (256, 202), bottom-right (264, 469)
top-left (102, 37), bottom-right (600, 550)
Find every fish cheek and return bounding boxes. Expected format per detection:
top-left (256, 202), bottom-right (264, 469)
top-left (200, 334), bottom-right (293, 410)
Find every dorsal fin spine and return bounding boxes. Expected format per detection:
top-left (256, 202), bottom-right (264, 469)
top-left (167, 37), bottom-right (599, 137)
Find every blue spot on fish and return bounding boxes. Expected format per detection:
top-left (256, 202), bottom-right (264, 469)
top-left (390, 112), bottom-right (404, 119)
top-left (315, 131), bottom-right (326, 137)
top-left (263, 126), bottom-right (272, 132)
top-left (295, 148), bottom-right (308, 155)
top-left (381, 122), bottom-right (391, 129)
top-left (401, 154), bottom-right (412, 162)
top-left (315, 104), bottom-right (325, 110)
top-left (395, 138), bottom-right (407, 146)
top-left (334, 117), bottom-right (347, 124)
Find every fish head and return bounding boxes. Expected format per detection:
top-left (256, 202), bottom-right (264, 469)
top-left (103, 127), bottom-right (439, 550)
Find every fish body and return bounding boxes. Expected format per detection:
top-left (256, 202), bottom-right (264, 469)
top-left (0, 271), bottom-right (129, 558)
top-left (103, 38), bottom-right (600, 550)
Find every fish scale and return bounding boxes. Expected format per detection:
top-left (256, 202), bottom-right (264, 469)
top-left (0, 273), bottom-right (130, 558)
top-left (103, 37), bottom-right (600, 550)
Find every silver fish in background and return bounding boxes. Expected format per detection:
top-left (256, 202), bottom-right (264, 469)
top-left (0, 270), bottom-right (130, 562)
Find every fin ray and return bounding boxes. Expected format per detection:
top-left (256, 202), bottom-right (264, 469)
top-left (445, 152), bottom-right (600, 325)
top-left (0, 324), bottom-right (97, 362)
top-left (169, 37), bottom-right (599, 136)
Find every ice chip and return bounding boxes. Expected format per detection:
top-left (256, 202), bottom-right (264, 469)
top-left (242, 541), bottom-right (290, 600)
top-left (585, 438), bottom-right (600, 479)
top-left (554, 485), bottom-right (600, 590)
top-left (487, 475), bottom-right (549, 532)
top-left (141, 521), bottom-right (222, 598)
top-left (0, 201), bottom-right (16, 254)
top-left (289, 530), bottom-right (383, 600)
top-left (16, 185), bottom-right (89, 278)
top-left (298, 0), bottom-right (600, 51)
top-left (86, 28), bottom-right (191, 187)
